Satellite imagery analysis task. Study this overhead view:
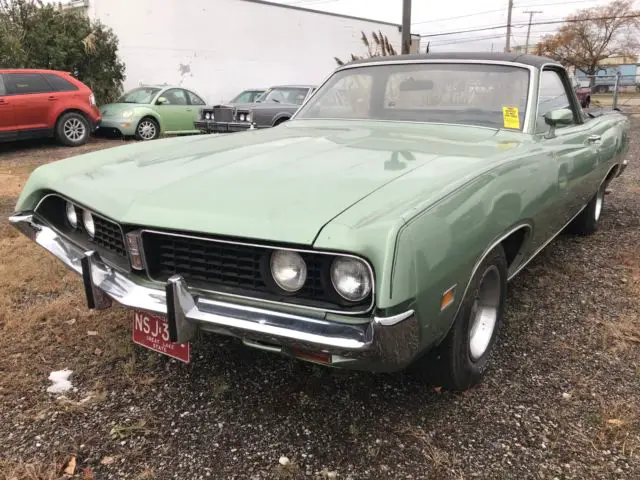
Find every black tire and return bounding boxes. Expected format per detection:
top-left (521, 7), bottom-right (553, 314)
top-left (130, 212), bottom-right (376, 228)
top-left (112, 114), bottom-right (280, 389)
top-left (55, 112), bottom-right (90, 147)
top-left (135, 117), bottom-right (160, 141)
top-left (418, 245), bottom-right (508, 391)
top-left (568, 180), bottom-right (606, 236)
top-left (273, 117), bottom-right (289, 127)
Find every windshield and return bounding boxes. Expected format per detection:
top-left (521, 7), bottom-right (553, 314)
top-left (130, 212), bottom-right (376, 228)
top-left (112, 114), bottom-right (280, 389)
top-left (295, 63), bottom-right (530, 130)
top-left (117, 87), bottom-right (162, 104)
top-left (258, 87), bottom-right (309, 105)
top-left (230, 90), bottom-right (265, 103)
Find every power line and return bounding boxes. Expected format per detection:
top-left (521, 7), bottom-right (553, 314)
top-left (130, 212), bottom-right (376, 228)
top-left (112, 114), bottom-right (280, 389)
top-left (411, 0), bottom-right (602, 26)
top-left (418, 13), bottom-right (640, 37)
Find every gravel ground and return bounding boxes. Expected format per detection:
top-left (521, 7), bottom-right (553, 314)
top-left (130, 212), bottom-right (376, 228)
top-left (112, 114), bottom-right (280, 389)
top-left (0, 126), bottom-right (638, 480)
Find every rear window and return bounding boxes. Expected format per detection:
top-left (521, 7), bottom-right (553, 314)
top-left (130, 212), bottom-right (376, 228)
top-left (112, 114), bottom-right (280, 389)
top-left (0, 76), bottom-right (5, 96)
top-left (44, 73), bottom-right (79, 92)
top-left (4, 73), bottom-right (52, 95)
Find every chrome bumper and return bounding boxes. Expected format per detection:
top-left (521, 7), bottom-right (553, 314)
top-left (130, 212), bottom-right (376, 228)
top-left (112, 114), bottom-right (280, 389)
top-left (9, 213), bottom-right (421, 371)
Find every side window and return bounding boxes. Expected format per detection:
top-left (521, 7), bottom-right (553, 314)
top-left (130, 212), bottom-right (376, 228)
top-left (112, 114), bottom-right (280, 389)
top-left (44, 73), bottom-right (79, 92)
top-left (0, 75), bottom-right (5, 96)
top-left (537, 69), bottom-right (575, 131)
top-left (4, 73), bottom-right (52, 95)
top-left (187, 91), bottom-right (205, 105)
top-left (160, 88), bottom-right (188, 105)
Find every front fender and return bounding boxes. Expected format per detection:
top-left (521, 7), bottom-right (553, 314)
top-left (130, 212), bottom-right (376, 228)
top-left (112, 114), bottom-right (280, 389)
top-left (132, 107), bottom-right (163, 132)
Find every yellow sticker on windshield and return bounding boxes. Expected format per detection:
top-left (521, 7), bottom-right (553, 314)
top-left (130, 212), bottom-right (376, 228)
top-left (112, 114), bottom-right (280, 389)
top-left (502, 106), bottom-right (520, 129)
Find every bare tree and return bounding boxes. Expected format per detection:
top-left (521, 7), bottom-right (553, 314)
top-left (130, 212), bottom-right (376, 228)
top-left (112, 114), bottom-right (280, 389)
top-left (335, 30), bottom-right (398, 66)
top-left (535, 0), bottom-right (640, 86)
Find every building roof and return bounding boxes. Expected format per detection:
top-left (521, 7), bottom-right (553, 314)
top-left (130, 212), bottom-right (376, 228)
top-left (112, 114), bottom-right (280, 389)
top-left (344, 52), bottom-right (560, 68)
top-left (240, 0), bottom-right (401, 28)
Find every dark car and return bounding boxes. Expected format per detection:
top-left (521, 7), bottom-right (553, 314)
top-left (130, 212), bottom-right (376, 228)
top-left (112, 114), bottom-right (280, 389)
top-left (196, 85), bottom-right (316, 134)
top-left (575, 86), bottom-right (591, 108)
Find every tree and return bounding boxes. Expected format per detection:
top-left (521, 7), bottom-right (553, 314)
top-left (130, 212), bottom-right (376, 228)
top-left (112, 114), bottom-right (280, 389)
top-left (535, 0), bottom-right (640, 86)
top-left (335, 30), bottom-right (398, 66)
top-left (0, 0), bottom-right (125, 103)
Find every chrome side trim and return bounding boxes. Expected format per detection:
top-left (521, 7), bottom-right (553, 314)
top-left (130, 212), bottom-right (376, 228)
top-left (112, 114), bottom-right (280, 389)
top-left (507, 206), bottom-right (586, 280)
top-left (140, 228), bottom-right (376, 316)
top-left (451, 224), bottom-right (533, 321)
top-left (291, 59), bottom-right (537, 134)
top-left (374, 309), bottom-right (415, 326)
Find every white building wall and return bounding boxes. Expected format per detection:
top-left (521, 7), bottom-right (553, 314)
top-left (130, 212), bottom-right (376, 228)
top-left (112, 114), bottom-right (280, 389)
top-left (87, 0), bottom-right (402, 104)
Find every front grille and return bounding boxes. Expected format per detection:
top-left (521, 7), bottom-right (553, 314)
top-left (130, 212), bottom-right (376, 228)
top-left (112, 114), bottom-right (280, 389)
top-left (212, 106), bottom-right (234, 122)
top-left (92, 216), bottom-right (127, 257)
top-left (141, 231), bottom-right (369, 312)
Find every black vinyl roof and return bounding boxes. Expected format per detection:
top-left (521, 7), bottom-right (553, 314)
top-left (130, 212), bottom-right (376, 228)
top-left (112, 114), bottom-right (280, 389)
top-left (344, 52), bottom-right (560, 68)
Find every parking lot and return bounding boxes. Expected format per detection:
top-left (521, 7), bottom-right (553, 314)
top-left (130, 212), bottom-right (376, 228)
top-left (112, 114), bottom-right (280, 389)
top-left (0, 124), bottom-right (639, 479)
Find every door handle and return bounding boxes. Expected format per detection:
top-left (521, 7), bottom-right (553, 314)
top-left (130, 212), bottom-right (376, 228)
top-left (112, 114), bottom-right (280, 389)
top-left (48, 96), bottom-right (58, 101)
top-left (186, 108), bottom-right (193, 111)
top-left (587, 134), bottom-right (602, 143)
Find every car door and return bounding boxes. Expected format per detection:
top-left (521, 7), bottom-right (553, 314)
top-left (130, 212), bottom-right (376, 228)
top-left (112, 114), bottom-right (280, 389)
top-left (186, 90), bottom-right (206, 129)
top-left (3, 72), bottom-right (54, 133)
top-left (0, 75), bottom-right (17, 138)
top-left (154, 88), bottom-right (193, 133)
top-left (536, 67), bottom-right (601, 229)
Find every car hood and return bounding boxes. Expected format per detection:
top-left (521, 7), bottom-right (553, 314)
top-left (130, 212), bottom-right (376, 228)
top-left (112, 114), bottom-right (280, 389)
top-left (23, 121), bottom-right (521, 245)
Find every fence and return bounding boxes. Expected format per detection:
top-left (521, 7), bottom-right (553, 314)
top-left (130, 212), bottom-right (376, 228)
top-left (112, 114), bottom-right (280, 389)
top-left (575, 73), bottom-right (640, 114)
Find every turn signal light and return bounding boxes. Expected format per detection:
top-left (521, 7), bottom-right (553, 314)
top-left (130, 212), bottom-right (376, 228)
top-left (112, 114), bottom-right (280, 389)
top-left (126, 232), bottom-right (144, 270)
top-left (292, 348), bottom-right (331, 365)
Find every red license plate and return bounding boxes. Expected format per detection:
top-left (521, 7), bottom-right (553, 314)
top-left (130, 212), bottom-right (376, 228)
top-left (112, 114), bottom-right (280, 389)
top-left (132, 310), bottom-right (190, 363)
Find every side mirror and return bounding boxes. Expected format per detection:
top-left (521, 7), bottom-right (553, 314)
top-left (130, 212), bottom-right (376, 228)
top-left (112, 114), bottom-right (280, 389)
top-left (543, 108), bottom-right (573, 127)
top-left (156, 97), bottom-right (168, 105)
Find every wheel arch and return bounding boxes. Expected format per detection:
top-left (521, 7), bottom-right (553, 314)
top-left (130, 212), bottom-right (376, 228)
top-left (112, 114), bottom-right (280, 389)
top-left (272, 115), bottom-right (290, 126)
top-left (55, 108), bottom-right (90, 128)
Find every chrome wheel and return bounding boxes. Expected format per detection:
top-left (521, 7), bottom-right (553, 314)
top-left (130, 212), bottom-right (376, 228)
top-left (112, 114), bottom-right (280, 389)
top-left (594, 187), bottom-right (604, 221)
top-left (63, 118), bottom-right (86, 142)
top-left (468, 265), bottom-right (501, 361)
top-left (138, 120), bottom-right (157, 140)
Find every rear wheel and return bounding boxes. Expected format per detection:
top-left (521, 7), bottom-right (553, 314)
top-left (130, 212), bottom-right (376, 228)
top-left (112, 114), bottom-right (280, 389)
top-left (135, 117), bottom-right (160, 141)
top-left (569, 180), bottom-right (606, 235)
top-left (417, 246), bottom-right (508, 391)
top-left (56, 112), bottom-right (90, 146)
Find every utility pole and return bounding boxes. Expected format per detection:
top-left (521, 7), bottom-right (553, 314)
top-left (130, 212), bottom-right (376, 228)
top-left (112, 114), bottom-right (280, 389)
top-left (523, 10), bottom-right (542, 53)
top-left (402, 0), bottom-right (412, 54)
top-left (505, 0), bottom-right (513, 52)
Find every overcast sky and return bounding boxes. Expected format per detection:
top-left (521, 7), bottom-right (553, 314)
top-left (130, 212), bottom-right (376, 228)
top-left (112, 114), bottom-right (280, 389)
top-left (272, 0), bottom-right (639, 53)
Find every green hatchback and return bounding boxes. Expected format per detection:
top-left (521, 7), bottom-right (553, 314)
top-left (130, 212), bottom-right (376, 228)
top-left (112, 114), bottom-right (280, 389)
top-left (98, 85), bottom-right (207, 141)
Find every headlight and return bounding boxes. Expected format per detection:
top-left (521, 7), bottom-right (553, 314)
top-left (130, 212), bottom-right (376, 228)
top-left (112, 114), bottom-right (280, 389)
top-left (82, 210), bottom-right (96, 238)
top-left (239, 113), bottom-right (246, 122)
top-left (270, 250), bottom-right (307, 292)
top-left (121, 110), bottom-right (133, 118)
top-left (248, 111), bottom-right (253, 123)
top-left (65, 201), bottom-right (78, 228)
top-left (205, 113), bottom-right (211, 120)
top-left (330, 257), bottom-right (372, 302)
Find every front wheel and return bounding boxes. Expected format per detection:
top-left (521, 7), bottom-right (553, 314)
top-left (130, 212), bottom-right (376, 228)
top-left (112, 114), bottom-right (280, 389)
top-left (56, 112), bottom-right (90, 146)
top-left (135, 118), bottom-right (160, 141)
top-left (418, 245), bottom-right (508, 391)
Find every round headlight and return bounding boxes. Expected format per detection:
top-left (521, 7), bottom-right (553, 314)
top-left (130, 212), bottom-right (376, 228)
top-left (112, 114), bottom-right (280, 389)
top-left (122, 110), bottom-right (133, 118)
top-left (65, 201), bottom-right (78, 228)
top-left (270, 250), bottom-right (307, 292)
top-left (82, 210), bottom-right (96, 238)
top-left (239, 113), bottom-right (246, 122)
top-left (330, 257), bottom-right (372, 302)
top-left (205, 113), bottom-right (211, 120)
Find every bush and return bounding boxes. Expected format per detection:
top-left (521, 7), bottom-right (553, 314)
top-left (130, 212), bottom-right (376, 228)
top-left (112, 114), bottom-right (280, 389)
top-left (0, 0), bottom-right (125, 104)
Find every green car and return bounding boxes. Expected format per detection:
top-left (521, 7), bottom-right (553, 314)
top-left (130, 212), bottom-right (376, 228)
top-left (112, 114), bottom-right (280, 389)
top-left (10, 53), bottom-right (630, 391)
top-left (98, 85), bottom-right (207, 140)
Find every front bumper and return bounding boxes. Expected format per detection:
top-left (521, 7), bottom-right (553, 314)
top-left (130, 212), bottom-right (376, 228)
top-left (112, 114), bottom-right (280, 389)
top-left (195, 120), bottom-right (258, 134)
top-left (98, 118), bottom-right (137, 136)
top-left (9, 213), bottom-right (421, 372)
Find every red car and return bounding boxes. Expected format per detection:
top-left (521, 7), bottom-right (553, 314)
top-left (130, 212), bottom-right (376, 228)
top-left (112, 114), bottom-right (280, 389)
top-left (0, 69), bottom-right (101, 146)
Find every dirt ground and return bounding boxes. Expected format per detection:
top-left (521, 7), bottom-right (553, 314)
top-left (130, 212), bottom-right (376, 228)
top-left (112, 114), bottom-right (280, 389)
top-left (0, 126), bottom-right (638, 480)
